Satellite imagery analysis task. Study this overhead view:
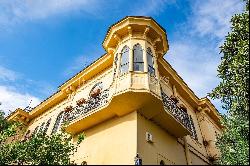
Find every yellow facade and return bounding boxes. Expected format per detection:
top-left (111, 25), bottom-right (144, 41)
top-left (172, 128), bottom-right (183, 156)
top-left (8, 16), bottom-right (222, 165)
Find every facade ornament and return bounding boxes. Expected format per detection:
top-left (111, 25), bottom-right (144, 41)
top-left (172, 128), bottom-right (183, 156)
top-left (153, 37), bottom-right (161, 50)
top-left (143, 26), bottom-right (150, 38)
top-left (108, 47), bottom-right (115, 55)
top-left (65, 85), bottom-right (77, 102)
top-left (114, 33), bottom-right (121, 43)
top-left (127, 26), bottom-right (132, 37)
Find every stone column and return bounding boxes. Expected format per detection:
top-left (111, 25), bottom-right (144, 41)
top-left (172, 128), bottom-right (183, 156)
top-left (143, 41), bottom-right (148, 73)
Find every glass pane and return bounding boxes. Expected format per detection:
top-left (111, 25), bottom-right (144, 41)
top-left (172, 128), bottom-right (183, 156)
top-left (147, 47), bottom-right (155, 75)
top-left (133, 44), bottom-right (143, 63)
top-left (133, 44), bottom-right (144, 71)
top-left (134, 63), bottom-right (144, 72)
top-left (121, 46), bottom-right (129, 65)
top-left (120, 64), bottom-right (129, 74)
top-left (120, 46), bottom-right (129, 74)
top-left (52, 112), bottom-right (64, 134)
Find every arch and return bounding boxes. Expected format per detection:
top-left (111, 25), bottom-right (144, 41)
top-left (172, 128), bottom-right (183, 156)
top-left (120, 45), bottom-right (129, 74)
top-left (38, 122), bottom-right (45, 134)
top-left (146, 47), bottom-right (155, 75)
top-left (43, 118), bottom-right (51, 134)
top-left (31, 126), bottom-right (39, 137)
top-left (133, 44), bottom-right (144, 72)
top-left (52, 112), bottom-right (64, 134)
top-left (89, 82), bottom-right (103, 97)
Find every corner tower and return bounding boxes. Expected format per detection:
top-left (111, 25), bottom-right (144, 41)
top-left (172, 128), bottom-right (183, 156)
top-left (103, 16), bottom-right (168, 79)
top-left (101, 16), bottom-right (191, 137)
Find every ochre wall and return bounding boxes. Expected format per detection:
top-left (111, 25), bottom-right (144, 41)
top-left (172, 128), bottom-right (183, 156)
top-left (26, 67), bottom-right (113, 135)
top-left (72, 111), bottom-right (137, 165)
top-left (190, 151), bottom-right (208, 165)
top-left (137, 113), bottom-right (187, 165)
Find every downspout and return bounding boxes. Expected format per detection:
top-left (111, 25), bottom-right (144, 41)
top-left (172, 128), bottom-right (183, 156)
top-left (184, 136), bottom-right (192, 165)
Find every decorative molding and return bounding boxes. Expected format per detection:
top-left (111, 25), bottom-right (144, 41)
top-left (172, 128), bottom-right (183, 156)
top-left (128, 26), bottom-right (132, 37)
top-left (143, 26), bottom-right (150, 38)
top-left (114, 33), bottom-right (121, 43)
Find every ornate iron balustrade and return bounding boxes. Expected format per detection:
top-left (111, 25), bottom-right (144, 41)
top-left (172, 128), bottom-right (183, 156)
top-left (65, 89), bottom-right (109, 122)
top-left (161, 92), bottom-right (192, 132)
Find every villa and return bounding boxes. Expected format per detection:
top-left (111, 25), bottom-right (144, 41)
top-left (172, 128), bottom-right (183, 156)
top-left (8, 16), bottom-right (222, 165)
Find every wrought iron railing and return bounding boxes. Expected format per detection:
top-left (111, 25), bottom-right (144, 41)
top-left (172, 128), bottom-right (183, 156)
top-left (65, 89), bottom-right (109, 122)
top-left (161, 91), bottom-right (192, 132)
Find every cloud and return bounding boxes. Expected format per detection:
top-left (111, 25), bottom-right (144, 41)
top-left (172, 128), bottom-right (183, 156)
top-left (166, 41), bottom-right (220, 98)
top-left (0, 85), bottom-right (41, 115)
top-left (0, 0), bottom-right (101, 28)
top-left (0, 66), bottom-right (20, 81)
top-left (190, 0), bottom-right (244, 39)
top-left (0, 0), bottom-right (175, 30)
top-left (165, 0), bottom-right (244, 113)
top-left (63, 55), bottom-right (94, 78)
top-left (0, 65), bottom-right (56, 115)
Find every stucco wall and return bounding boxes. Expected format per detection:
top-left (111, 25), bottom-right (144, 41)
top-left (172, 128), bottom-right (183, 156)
top-left (137, 113), bottom-right (187, 165)
top-left (72, 111), bottom-right (137, 165)
top-left (26, 67), bottom-right (113, 135)
top-left (190, 151), bottom-right (208, 165)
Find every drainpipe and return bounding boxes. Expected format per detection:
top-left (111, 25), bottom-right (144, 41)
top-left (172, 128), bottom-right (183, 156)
top-left (184, 136), bottom-right (192, 165)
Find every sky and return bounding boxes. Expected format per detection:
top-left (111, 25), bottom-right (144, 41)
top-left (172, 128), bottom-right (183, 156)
top-left (0, 0), bottom-right (245, 115)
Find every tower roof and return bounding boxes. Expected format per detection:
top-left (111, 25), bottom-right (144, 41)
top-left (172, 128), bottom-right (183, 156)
top-left (103, 16), bottom-right (169, 56)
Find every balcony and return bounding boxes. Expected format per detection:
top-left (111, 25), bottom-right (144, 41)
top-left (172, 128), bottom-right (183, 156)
top-left (64, 72), bottom-right (191, 137)
top-left (161, 91), bottom-right (192, 132)
top-left (65, 89), bottom-right (110, 122)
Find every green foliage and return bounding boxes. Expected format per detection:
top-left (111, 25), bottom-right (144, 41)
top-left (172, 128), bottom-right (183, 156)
top-left (209, 0), bottom-right (249, 165)
top-left (0, 109), bottom-right (85, 165)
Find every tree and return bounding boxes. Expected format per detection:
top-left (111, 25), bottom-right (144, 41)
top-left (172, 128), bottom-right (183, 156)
top-left (209, 0), bottom-right (249, 165)
top-left (0, 107), bottom-right (84, 165)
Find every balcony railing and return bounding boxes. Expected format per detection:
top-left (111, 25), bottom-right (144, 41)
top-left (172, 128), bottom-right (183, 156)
top-left (161, 92), bottom-right (192, 132)
top-left (65, 89), bottom-right (110, 122)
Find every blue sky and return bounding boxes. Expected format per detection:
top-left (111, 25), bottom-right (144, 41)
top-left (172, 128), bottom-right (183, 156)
top-left (0, 0), bottom-right (244, 115)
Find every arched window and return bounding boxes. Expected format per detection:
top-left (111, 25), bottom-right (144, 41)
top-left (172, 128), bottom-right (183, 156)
top-left (120, 46), bottom-right (129, 74)
top-left (89, 82), bottom-right (103, 98)
top-left (38, 122), bottom-right (45, 134)
top-left (31, 126), bottom-right (39, 137)
top-left (147, 47), bottom-right (155, 75)
top-left (133, 44), bottom-right (144, 72)
top-left (43, 118), bottom-right (51, 134)
top-left (52, 112), bottom-right (64, 134)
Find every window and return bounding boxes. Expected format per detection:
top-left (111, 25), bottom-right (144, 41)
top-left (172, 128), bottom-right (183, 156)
top-left (52, 112), bottom-right (65, 134)
top-left (120, 46), bottom-right (129, 74)
top-left (89, 82), bottom-right (103, 97)
top-left (23, 130), bottom-right (31, 140)
top-left (38, 122), bottom-right (45, 134)
top-left (133, 44), bottom-right (144, 72)
top-left (43, 118), bottom-right (51, 134)
top-left (31, 126), bottom-right (39, 137)
top-left (147, 47), bottom-right (155, 75)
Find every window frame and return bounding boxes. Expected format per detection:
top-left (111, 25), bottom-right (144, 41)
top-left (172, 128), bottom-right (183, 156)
top-left (133, 44), bottom-right (144, 72)
top-left (52, 112), bottom-right (65, 134)
top-left (120, 45), bottom-right (130, 75)
top-left (146, 47), bottom-right (155, 75)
